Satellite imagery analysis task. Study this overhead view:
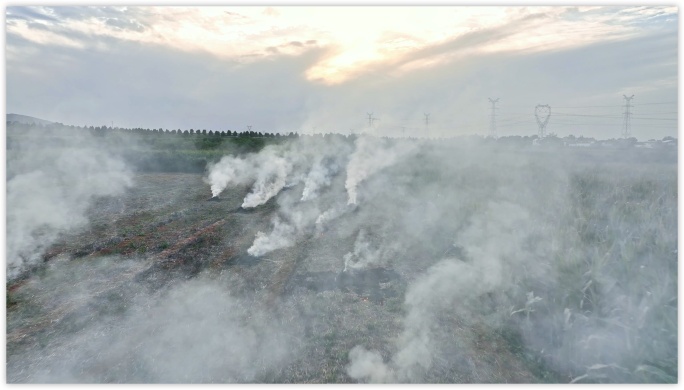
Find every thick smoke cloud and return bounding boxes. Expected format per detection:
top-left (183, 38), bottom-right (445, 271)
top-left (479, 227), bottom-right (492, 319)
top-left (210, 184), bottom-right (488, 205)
top-left (207, 155), bottom-right (254, 198)
top-left (301, 156), bottom-right (340, 202)
top-left (7, 258), bottom-right (301, 383)
top-left (209, 135), bottom-right (358, 257)
top-left (347, 201), bottom-right (535, 382)
top-left (242, 148), bottom-right (294, 208)
top-left (6, 130), bottom-right (133, 280)
top-left (9, 127), bottom-right (676, 383)
top-left (344, 135), bottom-right (415, 204)
top-left (208, 133), bottom-right (676, 383)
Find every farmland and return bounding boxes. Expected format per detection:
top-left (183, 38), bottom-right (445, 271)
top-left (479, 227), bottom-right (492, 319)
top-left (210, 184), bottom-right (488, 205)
top-left (6, 123), bottom-right (677, 383)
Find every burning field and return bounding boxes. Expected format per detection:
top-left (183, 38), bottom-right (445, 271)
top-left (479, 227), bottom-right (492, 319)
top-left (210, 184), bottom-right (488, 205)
top-left (6, 132), bottom-right (677, 383)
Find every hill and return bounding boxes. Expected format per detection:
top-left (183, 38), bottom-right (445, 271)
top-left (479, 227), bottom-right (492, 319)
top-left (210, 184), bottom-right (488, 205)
top-left (6, 113), bottom-right (55, 126)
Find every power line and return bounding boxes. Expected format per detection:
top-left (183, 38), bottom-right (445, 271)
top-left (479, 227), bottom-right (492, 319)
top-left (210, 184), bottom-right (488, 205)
top-left (553, 105), bottom-right (622, 108)
top-left (623, 94), bottom-right (634, 138)
top-left (631, 117), bottom-right (677, 121)
top-left (535, 104), bottom-right (551, 138)
top-left (554, 113), bottom-right (623, 118)
top-left (424, 113), bottom-right (430, 137)
top-left (488, 98), bottom-right (499, 139)
top-left (634, 101), bottom-right (677, 106)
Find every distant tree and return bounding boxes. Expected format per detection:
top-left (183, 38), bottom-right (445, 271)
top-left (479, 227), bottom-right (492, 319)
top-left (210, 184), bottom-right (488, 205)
top-left (623, 137), bottom-right (638, 147)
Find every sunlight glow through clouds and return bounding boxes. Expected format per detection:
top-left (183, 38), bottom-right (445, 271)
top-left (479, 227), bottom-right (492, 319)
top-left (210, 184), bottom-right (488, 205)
top-left (6, 5), bottom-right (678, 85)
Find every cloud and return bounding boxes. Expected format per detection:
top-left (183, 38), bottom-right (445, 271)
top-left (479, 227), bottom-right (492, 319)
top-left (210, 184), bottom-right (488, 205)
top-left (6, 6), bottom-right (59, 22)
top-left (105, 17), bottom-right (147, 32)
top-left (6, 6), bottom-right (677, 84)
top-left (5, 6), bottom-right (678, 140)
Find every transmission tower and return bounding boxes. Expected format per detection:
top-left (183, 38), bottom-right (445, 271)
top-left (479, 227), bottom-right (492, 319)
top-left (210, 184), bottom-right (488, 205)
top-left (367, 112), bottom-right (374, 127)
top-left (424, 113), bottom-right (430, 137)
top-left (622, 94), bottom-right (634, 138)
top-left (535, 104), bottom-right (551, 138)
top-left (488, 98), bottom-right (499, 138)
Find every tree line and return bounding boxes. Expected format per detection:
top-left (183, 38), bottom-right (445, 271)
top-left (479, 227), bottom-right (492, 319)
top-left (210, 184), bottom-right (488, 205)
top-left (6, 120), bottom-right (300, 139)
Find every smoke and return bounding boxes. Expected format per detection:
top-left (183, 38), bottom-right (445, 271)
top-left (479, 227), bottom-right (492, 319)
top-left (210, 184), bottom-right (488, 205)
top-left (208, 140), bottom-right (341, 207)
top-left (206, 146), bottom-right (295, 206)
top-left (248, 216), bottom-right (298, 256)
top-left (242, 153), bottom-right (292, 208)
top-left (6, 143), bottom-right (133, 281)
top-left (242, 135), bottom-right (414, 257)
top-left (343, 230), bottom-right (391, 272)
top-left (315, 203), bottom-right (354, 236)
top-left (236, 136), bottom-right (358, 257)
top-left (7, 259), bottom-right (301, 383)
top-left (206, 155), bottom-right (254, 197)
top-left (9, 127), bottom-right (675, 383)
top-left (347, 346), bottom-right (396, 383)
top-left (346, 201), bottom-right (535, 383)
top-left (344, 135), bottom-right (415, 205)
top-left (301, 156), bottom-right (340, 202)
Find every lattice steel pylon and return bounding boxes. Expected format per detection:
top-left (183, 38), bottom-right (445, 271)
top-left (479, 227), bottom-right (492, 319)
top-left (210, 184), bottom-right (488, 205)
top-left (424, 113), bottom-right (430, 138)
top-left (488, 98), bottom-right (499, 138)
top-left (622, 95), bottom-right (634, 138)
top-left (535, 104), bottom-right (551, 138)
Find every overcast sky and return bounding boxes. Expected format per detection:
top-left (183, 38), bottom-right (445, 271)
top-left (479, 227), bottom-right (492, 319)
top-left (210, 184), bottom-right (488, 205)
top-left (5, 5), bottom-right (678, 140)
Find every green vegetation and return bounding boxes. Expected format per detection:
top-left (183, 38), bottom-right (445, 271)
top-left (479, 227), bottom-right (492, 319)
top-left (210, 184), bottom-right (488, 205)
top-left (504, 166), bottom-right (678, 383)
top-left (6, 121), bottom-right (300, 173)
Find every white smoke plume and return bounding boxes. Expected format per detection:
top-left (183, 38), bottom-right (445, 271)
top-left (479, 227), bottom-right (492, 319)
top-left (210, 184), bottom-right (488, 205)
top-left (207, 143), bottom-right (315, 207)
top-left (342, 230), bottom-right (386, 272)
top-left (242, 154), bottom-right (292, 208)
top-left (206, 155), bottom-right (255, 198)
top-left (211, 136), bottom-right (353, 256)
top-left (345, 136), bottom-right (415, 205)
top-left (247, 188), bottom-right (326, 257)
top-left (8, 267), bottom-right (301, 383)
top-left (301, 156), bottom-right (340, 202)
top-left (7, 147), bottom-right (133, 280)
top-left (347, 201), bottom-right (534, 383)
top-left (314, 204), bottom-right (350, 235)
top-left (247, 216), bottom-right (297, 257)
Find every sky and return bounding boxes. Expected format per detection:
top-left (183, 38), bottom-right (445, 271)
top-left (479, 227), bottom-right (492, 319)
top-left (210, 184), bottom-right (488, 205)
top-left (5, 5), bottom-right (679, 140)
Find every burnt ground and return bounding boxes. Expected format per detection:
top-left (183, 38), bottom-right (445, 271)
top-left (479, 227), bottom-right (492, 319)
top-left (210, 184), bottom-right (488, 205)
top-left (6, 172), bottom-right (550, 383)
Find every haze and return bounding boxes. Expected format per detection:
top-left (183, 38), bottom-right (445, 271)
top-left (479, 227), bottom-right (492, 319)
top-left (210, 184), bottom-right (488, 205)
top-left (5, 5), bottom-right (678, 140)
